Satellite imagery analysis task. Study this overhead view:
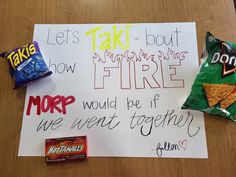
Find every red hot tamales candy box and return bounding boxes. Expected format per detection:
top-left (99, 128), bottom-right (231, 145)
top-left (45, 136), bottom-right (87, 163)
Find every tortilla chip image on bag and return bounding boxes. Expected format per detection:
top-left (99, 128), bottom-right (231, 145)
top-left (182, 32), bottom-right (236, 121)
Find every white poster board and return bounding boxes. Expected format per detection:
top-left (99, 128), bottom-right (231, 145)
top-left (18, 23), bottom-right (208, 158)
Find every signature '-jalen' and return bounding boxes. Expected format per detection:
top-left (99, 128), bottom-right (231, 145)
top-left (151, 140), bottom-right (187, 157)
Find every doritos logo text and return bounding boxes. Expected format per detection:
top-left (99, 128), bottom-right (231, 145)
top-left (211, 42), bottom-right (236, 77)
top-left (211, 52), bottom-right (236, 66)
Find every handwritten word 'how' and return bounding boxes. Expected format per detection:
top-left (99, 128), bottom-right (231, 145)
top-left (86, 25), bottom-right (131, 51)
top-left (26, 95), bottom-right (75, 116)
top-left (93, 48), bottom-right (188, 89)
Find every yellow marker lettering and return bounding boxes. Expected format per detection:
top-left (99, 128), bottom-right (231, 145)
top-left (113, 26), bottom-right (124, 49)
top-left (99, 32), bottom-right (111, 50)
top-left (86, 26), bottom-right (103, 51)
top-left (125, 25), bottom-right (131, 49)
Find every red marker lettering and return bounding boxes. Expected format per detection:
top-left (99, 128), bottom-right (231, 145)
top-left (26, 95), bottom-right (75, 116)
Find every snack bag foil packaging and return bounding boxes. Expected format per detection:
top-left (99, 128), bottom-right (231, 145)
top-left (0, 41), bottom-right (52, 88)
top-left (182, 32), bottom-right (236, 121)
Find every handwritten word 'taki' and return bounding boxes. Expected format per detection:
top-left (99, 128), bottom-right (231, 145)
top-left (86, 25), bottom-right (131, 51)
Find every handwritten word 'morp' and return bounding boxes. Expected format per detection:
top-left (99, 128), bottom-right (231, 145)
top-left (26, 95), bottom-right (75, 116)
top-left (86, 25), bottom-right (131, 51)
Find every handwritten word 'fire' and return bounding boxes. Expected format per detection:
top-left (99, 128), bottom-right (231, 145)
top-left (93, 48), bottom-right (188, 89)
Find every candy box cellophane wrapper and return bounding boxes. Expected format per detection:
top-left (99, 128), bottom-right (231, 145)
top-left (45, 136), bottom-right (87, 163)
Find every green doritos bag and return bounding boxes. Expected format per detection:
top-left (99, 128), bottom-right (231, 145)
top-left (182, 32), bottom-right (236, 121)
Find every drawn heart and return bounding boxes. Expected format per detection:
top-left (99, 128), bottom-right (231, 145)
top-left (178, 139), bottom-right (187, 150)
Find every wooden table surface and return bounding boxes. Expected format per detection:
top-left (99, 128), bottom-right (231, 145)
top-left (0, 0), bottom-right (236, 177)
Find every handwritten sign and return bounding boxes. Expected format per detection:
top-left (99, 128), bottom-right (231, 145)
top-left (18, 23), bottom-right (208, 158)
